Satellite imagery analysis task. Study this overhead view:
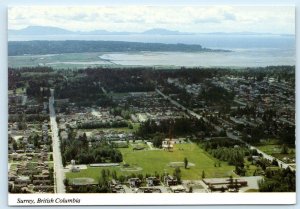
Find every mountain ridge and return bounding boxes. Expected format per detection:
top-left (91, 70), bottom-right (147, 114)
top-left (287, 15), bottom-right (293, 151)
top-left (8, 26), bottom-right (294, 36)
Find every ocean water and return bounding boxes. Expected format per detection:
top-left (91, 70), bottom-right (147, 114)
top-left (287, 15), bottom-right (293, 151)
top-left (8, 34), bottom-right (295, 67)
top-left (99, 48), bottom-right (294, 67)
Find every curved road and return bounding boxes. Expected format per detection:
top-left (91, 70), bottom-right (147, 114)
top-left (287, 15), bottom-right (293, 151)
top-left (49, 91), bottom-right (66, 193)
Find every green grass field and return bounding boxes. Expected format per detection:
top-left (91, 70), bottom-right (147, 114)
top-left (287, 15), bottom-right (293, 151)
top-left (8, 52), bottom-right (184, 69)
top-left (244, 159), bottom-right (259, 176)
top-left (256, 144), bottom-right (281, 154)
top-left (8, 52), bottom-right (120, 69)
top-left (256, 144), bottom-right (296, 162)
top-left (66, 142), bottom-right (236, 182)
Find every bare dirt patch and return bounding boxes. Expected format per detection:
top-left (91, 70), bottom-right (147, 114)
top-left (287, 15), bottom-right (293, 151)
top-left (168, 161), bottom-right (195, 168)
top-left (120, 167), bottom-right (143, 172)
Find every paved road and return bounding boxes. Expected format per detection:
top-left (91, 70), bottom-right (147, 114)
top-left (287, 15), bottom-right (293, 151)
top-left (156, 88), bottom-right (295, 172)
top-left (156, 88), bottom-right (224, 133)
top-left (155, 88), bottom-right (207, 122)
top-left (238, 176), bottom-right (263, 192)
top-left (226, 132), bottom-right (295, 172)
top-left (49, 92), bottom-right (66, 193)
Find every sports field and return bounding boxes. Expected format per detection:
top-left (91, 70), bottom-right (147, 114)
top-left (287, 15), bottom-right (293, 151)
top-left (66, 142), bottom-right (236, 182)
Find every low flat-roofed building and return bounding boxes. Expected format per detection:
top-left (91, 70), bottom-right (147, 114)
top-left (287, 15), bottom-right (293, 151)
top-left (146, 177), bottom-right (160, 187)
top-left (203, 178), bottom-right (248, 192)
top-left (170, 185), bottom-right (186, 193)
top-left (128, 178), bottom-right (141, 188)
top-left (164, 175), bottom-right (178, 186)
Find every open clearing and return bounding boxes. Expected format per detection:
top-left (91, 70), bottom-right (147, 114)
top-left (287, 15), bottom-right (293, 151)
top-left (168, 162), bottom-right (196, 168)
top-left (66, 143), bottom-right (236, 182)
top-left (8, 52), bottom-right (118, 69)
top-left (256, 144), bottom-right (296, 162)
top-left (71, 178), bottom-right (95, 185)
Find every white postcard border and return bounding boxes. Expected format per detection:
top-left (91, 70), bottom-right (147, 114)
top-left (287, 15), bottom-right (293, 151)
top-left (8, 193), bottom-right (296, 206)
top-left (4, 1), bottom-right (299, 208)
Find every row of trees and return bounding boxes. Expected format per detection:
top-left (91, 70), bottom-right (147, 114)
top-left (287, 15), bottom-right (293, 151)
top-left (201, 138), bottom-right (261, 176)
top-left (138, 118), bottom-right (213, 138)
top-left (198, 84), bottom-right (235, 105)
top-left (239, 122), bottom-right (295, 146)
top-left (77, 121), bottom-right (128, 129)
top-left (9, 40), bottom-right (207, 56)
top-left (202, 138), bottom-right (245, 150)
top-left (61, 131), bottom-right (123, 166)
top-left (207, 147), bottom-right (245, 166)
top-left (62, 143), bottom-right (123, 166)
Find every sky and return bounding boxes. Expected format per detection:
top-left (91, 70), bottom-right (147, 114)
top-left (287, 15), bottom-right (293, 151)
top-left (8, 5), bottom-right (295, 34)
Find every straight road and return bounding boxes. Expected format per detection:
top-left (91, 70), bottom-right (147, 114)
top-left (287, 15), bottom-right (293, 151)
top-left (155, 88), bottom-right (295, 172)
top-left (49, 91), bottom-right (66, 193)
top-left (226, 132), bottom-right (295, 172)
top-left (155, 88), bottom-right (208, 122)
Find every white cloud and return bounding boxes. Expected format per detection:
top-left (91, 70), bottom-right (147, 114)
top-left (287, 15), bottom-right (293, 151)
top-left (8, 6), bottom-right (295, 34)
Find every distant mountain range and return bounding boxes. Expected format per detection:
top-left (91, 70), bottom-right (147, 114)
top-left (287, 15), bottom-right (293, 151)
top-left (141, 28), bottom-right (193, 35)
top-left (8, 26), bottom-right (294, 36)
top-left (8, 26), bottom-right (193, 36)
top-left (9, 26), bottom-right (74, 35)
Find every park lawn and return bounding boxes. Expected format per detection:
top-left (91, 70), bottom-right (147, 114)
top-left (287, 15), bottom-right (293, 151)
top-left (131, 142), bottom-right (147, 149)
top-left (256, 144), bottom-right (281, 155)
top-left (121, 143), bottom-right (236, 180)
top-left (66, 142), bottom-right (236, 182)
top-left (244, 159), bottom-right (259, 176)
top-left (256, 144), bottom-right (296, 162)
top-left (272, 153), bottom-right (296, 163)
top-left (256, 139), bottom-right (295, 156)
top-left (258, 138), bottom-right (279, 145)
top-left (66, 166), bottom-right (119, 183)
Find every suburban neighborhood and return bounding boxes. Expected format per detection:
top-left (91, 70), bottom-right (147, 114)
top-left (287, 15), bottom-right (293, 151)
top-left (8, 66), bottom-right (295, 193)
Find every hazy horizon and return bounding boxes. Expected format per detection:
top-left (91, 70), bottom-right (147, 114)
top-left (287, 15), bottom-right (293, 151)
top-left (8, 6), bottom-right (295, 35)
top-left (9, 25), bottom-right (295, 36)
